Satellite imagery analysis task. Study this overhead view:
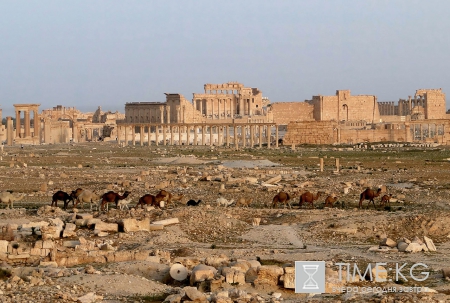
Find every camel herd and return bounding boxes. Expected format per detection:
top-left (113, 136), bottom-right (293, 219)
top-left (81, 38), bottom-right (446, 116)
top-left (0, 187), bottom-right (392, 211)
top-left (271, 188), bottom-right (392, 210)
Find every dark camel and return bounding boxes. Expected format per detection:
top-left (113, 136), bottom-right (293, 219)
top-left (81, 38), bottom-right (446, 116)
top-left (100, 191), bottom-right (131, 211)
top-left (359, 188), bottom-right (382, 209)
top-left (136, 194), bottom-right (164, 209)
top-left (51, 190), bottom-right (74, 210)
top-left (272, 192), bottom-right (291, 209)
top-left (324, 195), bottom-right (338, 208)
top-left (299, 191), bottom-right (321, 208)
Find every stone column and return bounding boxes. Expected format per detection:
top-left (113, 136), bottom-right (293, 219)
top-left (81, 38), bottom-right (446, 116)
top-left (178, 126), bottom-right (182, 146)
top-left (166, 107), bottom-right (171, 124)
top-left (33, 110), bottom-right (40, 141)
top-left (186, 126), bottom-right (190, 145)
top-left (73, 122), bottom-right (78, 143)
top-left (194, 126), bottom-right (198, 145)
top-left (163, 126), bottom-right (167, 145)
top-left (211, 101), bottom-right (214, 120)
top-left (202, 126), bottom-right (205, 145)
top-left (117, 126), bottom-right (121, 145)
top-left (230, 99), bottom-right (234, 117)
top-left (209, 126), bottom-right (213, 146)
top-left (160, 106), bottom-right (164, 123)
top-left (234, 125), bottom-right (238, 147)
top-left (132, 126), bottom-right (136, 145)
top-left (125, 126), bottom-right (129, 146)
top-left (140, 126), bottom-right (144, 146)
top-left (420, 124), bottom-right (423, 141)
top-left (24, 110), bottom-right (31, 137)
top-left (15, 110), bottom-right (21, 138)
top-left (218, 126), bottom-right (222, 146)
top-left (250, 125), bottom-right (254, 147)
top-left (199, 100), bottom-right (203, 116)
top-left (226, 126), bottom-right (230, 146)
top-left (259, 126), bottom-right (263, 148)
top-left (170, 126), bottom-right (174, 145)
top-left (176, 106), bottom-right (181, 123)
top-left (275, 126), bottom-right (279, 148)
top-left (6, 117), bottom-right (13, 146)
top-left (155, 125), bottom-right (159, 146)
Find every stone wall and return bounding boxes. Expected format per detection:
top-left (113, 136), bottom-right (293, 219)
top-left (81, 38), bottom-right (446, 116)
top-left (417, 89), bottom-right (446, 120)
top-left (283, 121), bottom-right (338, 145)
top-left (269, 102), bottom-right (314, 125)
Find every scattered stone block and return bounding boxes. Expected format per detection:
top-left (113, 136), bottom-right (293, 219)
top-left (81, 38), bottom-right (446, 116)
top-left (94, 222), bottom-right (118, 232)
top-left (190, 264), bottom-right (217, 285)
top-left (423, 236), bottom-right (436, 252)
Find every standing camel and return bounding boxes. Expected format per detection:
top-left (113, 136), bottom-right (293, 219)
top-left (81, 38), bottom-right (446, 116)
top-left (51, 191), bottom-right (74, 210)
top-left (100, 191), bottom-right (131, 211)
top-left (272, 192), bottom-right (291, 209)
top-left (299, 191), bottom-right (321, 209)
top-left (380, 194), bottom-right (392, 208)
top-left (0, 192), bottom-right (25, 209)
top-left (359, 188), bottom-right (382, 209)
top-left (324, 195), bottom-right (338, 208)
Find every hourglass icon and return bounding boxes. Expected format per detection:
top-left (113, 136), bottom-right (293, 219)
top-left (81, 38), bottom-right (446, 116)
top-left (302, 264), bottom-right (319, 289)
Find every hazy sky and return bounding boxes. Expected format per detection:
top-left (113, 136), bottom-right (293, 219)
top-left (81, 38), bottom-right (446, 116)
top-left (1, 0), bottom-right (449, 117)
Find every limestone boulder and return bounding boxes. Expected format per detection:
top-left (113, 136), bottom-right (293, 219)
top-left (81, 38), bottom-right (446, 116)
top-left (190, 264), bottom-right (217, 285)
top-left (121, 218), bottom-right (150, 232)
top-left (283, 267), bottom-right (295, 289)
top-left (254, 265), bottom-right (284, 286)
top-left (94, 221), bottom-right (118, 233)
top-left (184, 286), bottom-right (206, 302)
top-left (423, 236), bottom-right (436, 252)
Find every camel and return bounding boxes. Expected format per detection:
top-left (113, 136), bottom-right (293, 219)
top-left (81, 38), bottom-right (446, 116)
top-left (51, 191), bottom-right (74, 210)
top-left (271, 192), bottom-right (291, 209)
top-left (153, 190), bottom-right (175, 207)
top-left (217, 197), bottom-right (235, 207)
top-left (324, 195), bottom-right (338, 208)
top-left (100, 191), bottom-right (131, 211)
top-left (236, 197), bottom-right (253, 208)
top-left (117, 198), bottom-right (132, 210)
top-left (186, 199), bottom-right (202, 206)
top-left (136, 194), bottom-right (164, 209)
top-left (298, 191), bottom-right (321, 209)
top-left (73, 190), bottom-right (100, 211)
top-left (0, 191), bottom-right (25, 209)
top-left (359, 188), bottom-right (382, 209)
top-left (380, 194), bottom-right (392, 208)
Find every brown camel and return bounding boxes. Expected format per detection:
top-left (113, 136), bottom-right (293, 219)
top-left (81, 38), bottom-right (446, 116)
top-left (359, 188), bottom-right (382, 209)
top-left (272, 192), bottom-right (291, 209)
top-left (324, 195), bottom-right (338, 208)
top-left (136, 194), bottom-right (165, 209)
top-left (155, 190), bottom-right (184, 207)
top-left (299, 191), bottom-right (321, 209)
top-left (100, 190), bottom-right (131, 211)
top-left (380, 194), bottom-right (392, 208)
top-left (51, 190), bottom-right (74, 210)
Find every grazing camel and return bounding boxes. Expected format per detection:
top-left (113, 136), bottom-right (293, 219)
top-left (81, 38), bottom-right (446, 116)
top-left (51, 191), bottom-right (74, 210)
top-left (155, 190), bottom-right (184, 208)
top-left (186, 199), bottom-right (202, 206)
top-left (236, 197), bottom-right (253, 208)
top-left (73, 190), bottom-right (100, 211)
top-left (299, 191), bottom-right (321, 209)
top-left (272, 192), bottom-right (291, 209)
top-left (217, 197), bottom-right (235, 207)
top-left (136, 194), bottom-right (163, 209)
top-left (324, 195), bottom-right (338, 208)
top-left (359, 188), bottom-right (382, 209)
top-left (0, 192), bottom-right (25, 209)
top-left (380, 194), bottom-right (392, 208)
top-left (100, 191), bottom-right (131, 211)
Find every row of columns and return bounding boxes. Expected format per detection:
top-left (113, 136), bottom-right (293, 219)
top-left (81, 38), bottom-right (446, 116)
top-left (195, 98), bottom-right (251, 118)
top-left (411, 123), bottom-right (444, 140)
top-left (15, 109), bottom-right (39, 139)
top-left (117, 124), bottom-right (279, 148)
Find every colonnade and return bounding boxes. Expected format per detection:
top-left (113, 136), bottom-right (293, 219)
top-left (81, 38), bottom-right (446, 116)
top-left (116, 123), bottom-right (280, 148)
top-left (410, 123), bottom-right (445, 141)
top-left (13, 104), bottom-right (40, 139)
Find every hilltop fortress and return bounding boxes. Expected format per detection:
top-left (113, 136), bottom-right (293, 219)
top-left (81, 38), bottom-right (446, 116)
top-left (1, 83), bottom-right (448, 146)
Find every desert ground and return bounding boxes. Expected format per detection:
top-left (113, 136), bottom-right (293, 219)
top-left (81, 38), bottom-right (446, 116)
top-left (1, 141), bottom-right (450, 303)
